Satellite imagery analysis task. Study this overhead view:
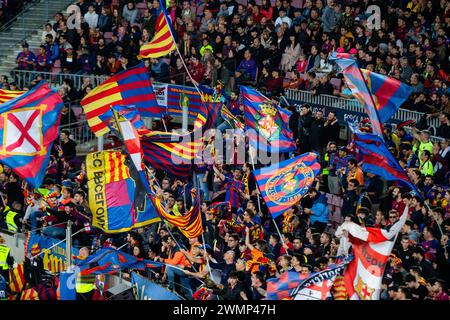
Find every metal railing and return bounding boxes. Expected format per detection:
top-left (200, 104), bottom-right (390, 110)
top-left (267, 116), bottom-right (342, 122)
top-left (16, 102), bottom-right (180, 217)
top-left (0, 0), bottom-right (73, 44)
top-left (285, 88), bottom-right (441, 130)
top-left (9, 69), bottom-right (446, 144)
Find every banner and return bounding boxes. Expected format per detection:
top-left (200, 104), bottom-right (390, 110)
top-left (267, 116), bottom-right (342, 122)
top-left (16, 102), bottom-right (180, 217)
top-left (291, 256), bottom-right (353, 300)
top-left (131, 272), bottom-right (183, 300)
top-left (86, 151), bottom-right (159, 233)
top-left (26, 233), bottom-right (79, 273)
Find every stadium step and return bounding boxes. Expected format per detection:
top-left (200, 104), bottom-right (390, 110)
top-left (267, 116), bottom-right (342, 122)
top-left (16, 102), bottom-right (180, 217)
top-left (0, 0), bottom-right (74, 79)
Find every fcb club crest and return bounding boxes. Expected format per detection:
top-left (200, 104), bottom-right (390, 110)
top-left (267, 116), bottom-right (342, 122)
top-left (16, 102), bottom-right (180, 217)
top-left (265, 160), bottom-right (315, 206)
top-left (1, 106), bottom-right (46, 156)
top-left (355, 275), bottom-right (375, 300)
top-left (256, 103), bottom-right (281, 142)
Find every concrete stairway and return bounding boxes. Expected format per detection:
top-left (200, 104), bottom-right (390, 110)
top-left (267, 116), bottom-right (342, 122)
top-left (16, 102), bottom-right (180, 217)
top-left (0, 0), bottom-right (74, 76)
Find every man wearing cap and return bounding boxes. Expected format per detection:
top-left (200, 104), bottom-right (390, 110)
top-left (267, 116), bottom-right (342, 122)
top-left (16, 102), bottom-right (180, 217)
top-left (16, 42), bottom-right (36, 71)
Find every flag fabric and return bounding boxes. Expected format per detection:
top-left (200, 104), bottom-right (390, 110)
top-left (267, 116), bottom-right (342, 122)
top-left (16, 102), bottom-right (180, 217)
top-left (337, 205), bottom-right (409, 300)
top-left (86, 151), bottom-right (160, 233)
top-left (290, 256), bottom-right (353, 300)
top-left (75, 248), bottom-right (163, 275)
top-left (330, 52), bottom-right (412, 137)
top-left (81, 63), bottom-right (163, 137)
top-left (360, 69), bottom-right (412, 123)
top-left (0, 82), bottom-right (63, 188)
top-left (138, 10), bottom-right (176, 59)
top-left (151, 190), bottom-right (203, 238)
top-left (266, 271), bottom-right (309, 300)
top-left (193, 100), bottom-right (221, 133)
top-left (141, 130), bottom-right (202, 180)
top-left (8, 263), bottom-right (26, 293)
top-left (350, 125), bottom-right (421, 197)
top-left (0, 89), bottom-right (25, 104)
top-left (241, 86), bottom-right (296, 153)
top-left (20, 287), bottom-right (39, 300)
top-left (253, 152), bottom-right (321, 218)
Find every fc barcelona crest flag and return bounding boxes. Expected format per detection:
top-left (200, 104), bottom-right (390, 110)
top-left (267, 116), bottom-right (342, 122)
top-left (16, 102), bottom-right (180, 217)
top-left (254, 153), bottom-right (321, 218)
top-left (0, 82), bottom-right (63, 188)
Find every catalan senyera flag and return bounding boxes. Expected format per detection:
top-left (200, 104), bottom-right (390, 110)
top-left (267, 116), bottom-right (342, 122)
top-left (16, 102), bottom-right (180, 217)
top-left (20, 287), bottom-right (39, 300)
top-left (138, 10), bottom-right (176, 59)
top-left (86, 151), bottom-right (159, 233)
top-left (330, 52), bottom-right (412, 138)
top-left (9, 263), bottom-right (26, 293)
top-left (151, 190), bottom-right (203, 238)
top-left (0, 89), bottom-right (25, 104)
top-left (240, 86), bottom-right (296, 153)
top-left (254, 152), bottom-right (321, 218)
top-left (0, 82), bottom-right (63, 188)
top-left (337, 205), bottom-right (409, 300)
top-left (81, 63), bottom-right (163, 137)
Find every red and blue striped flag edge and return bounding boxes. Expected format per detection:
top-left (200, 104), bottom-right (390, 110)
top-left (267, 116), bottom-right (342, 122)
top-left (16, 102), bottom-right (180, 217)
top-left (0, 81), bottom-right (63, 188)
top-left (349, 124), bottom-right (422, 199)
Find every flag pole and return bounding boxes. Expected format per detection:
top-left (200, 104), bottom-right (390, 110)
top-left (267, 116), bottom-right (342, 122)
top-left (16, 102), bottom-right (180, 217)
top-left (161, 6), bottom-right (204, 100)
top-left (248, 145), bottom-right (289, 255)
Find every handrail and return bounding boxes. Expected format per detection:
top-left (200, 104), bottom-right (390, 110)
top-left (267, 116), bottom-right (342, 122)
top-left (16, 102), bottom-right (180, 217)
top-left (0, 1), bottom-right (35, 32)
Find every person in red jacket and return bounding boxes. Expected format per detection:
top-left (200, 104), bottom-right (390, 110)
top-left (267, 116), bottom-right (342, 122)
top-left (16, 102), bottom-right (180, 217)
top-left (265, 69), bottom-right (284, 97)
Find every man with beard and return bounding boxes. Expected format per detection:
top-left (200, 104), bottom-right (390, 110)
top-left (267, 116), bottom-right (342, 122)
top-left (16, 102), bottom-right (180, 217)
top-left (309, 110), bottom-right (325, 153)
top-left (298, 104), bottom-right (313, 153)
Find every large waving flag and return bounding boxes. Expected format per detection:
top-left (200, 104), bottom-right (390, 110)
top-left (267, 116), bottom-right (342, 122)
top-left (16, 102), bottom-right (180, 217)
top-left (350, 125), bottom-right (421, 197)
top-left (290, 256), bottom-right (353, 300)
top-left (81, 63), bottom-right (163, 137)
top-left (240, 86), bottom-right (296, 153)
top-left (75, 248), bottom-right (163, 275)
top-left (0, 82), bottom-right (63, 188)
top-left (151, 190), bottom-right (203, 238)
top-left (220, 105), bottom-right (245, 130)
top-left (0, 88), bottom-right (25, 104)
top-left (86, 151), bottom-right (160, 233)
top-left (138, 10), bottom-right (176, 59)
top-left (336, 205), bottom-right (409, 300)
top-left (330, 52), bottom-right (412, 138)
top-left (254, 152), bottom-right (321, 218)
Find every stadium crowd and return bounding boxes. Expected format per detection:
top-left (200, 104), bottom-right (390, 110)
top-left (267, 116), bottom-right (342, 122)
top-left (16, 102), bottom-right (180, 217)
top-left (0, 0), bottom-right (450, 301)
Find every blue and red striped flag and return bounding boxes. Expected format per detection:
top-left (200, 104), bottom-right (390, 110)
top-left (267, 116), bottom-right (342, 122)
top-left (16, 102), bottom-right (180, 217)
top-left (266, 271), bottom-right (309, 300)
top-left (330, 52), bottom-right (412, 138)
top-left (350, 125), bottom-right (421, 198)
top-left (75, 248), bottom-right (163, 275)
top-left (254, 152), bottom-right (321, 219)
top-left (240, 86), bottom-right (296, 153)
top-left (0, 82), bottom-right (63, 188)
top-left (81, 63), bottom-right (164, 137)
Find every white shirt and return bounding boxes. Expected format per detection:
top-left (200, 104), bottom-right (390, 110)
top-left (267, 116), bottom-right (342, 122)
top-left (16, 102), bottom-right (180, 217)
top-left (84, 11), bottom-right (99, 29)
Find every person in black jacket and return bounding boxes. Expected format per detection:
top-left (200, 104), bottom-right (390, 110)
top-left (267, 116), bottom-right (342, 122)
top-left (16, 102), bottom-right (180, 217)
top-left (211, 271), bottom-right (246, 300)
top-left (322, 111), bottom-right (340, 147)
top-left (288, 105), bottom-right (300, 143)
top-left (309, 109), bottom-right (325, 154)
top-left (298, 104), bottom-right (313, 153)
top-left (341, 179), bottom-right (359, 218)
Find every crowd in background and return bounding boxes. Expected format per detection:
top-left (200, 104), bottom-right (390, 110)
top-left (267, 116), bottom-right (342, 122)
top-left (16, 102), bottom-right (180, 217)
top-left (0, 0), bottom-right (449, 301)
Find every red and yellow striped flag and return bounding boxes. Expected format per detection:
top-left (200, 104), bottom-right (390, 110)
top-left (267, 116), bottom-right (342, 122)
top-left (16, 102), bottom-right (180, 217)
top-left (20, 287), bottom-right (39, 300)
top-left (0, 89), bottom-right (25, 104)
top-left (9, 263), bottom-right (26, 293)
top-left (139, 11), bottom-right (176, 59)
